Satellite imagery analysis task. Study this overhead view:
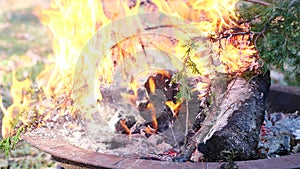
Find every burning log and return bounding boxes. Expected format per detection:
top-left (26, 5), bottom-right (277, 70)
top-left (143, 71), bottom-right (180, 134)
top-left (195, 71), bottom-right (271, 161)
top-left (97, 69), bottom-right (271, 162)
top-left (110, 70), bottom-right (181, 136)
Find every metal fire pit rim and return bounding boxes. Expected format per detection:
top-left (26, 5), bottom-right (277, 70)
top-left (22, 131), bottom-right (300, 169)
top-left (22, 84), bottom-right (300, 169)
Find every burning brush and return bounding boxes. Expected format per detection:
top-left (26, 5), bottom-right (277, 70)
top-left (1, 0), bottom-right (269, 162)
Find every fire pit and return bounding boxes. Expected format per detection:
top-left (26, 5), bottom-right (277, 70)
top-left (1, 0), bottom-right (299, 168)
top-left (22, 84), bottom-right (300, 169)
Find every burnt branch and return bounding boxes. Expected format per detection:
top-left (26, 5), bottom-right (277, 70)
top-left (219, 31), bottom-right (253, 40)
top-left (144, 25), bottom-right (174, 31)
top-left (252, 15), bottom-right (275, 55)
top-left (243, 0), bottom-right (272, 6)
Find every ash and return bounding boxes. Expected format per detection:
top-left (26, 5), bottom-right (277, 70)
top-left (27, 94), bottom-right (184, 160)
top-left (28, 120), bottom-right (174, 159)
top-left (258, 111), bottom-right (300, 158)
top-left (25, 71), bottom-right (202, 160)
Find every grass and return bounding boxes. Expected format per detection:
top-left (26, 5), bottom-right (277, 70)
top-left (1, 142), bottom-right (56, 169)
top-left (0, 7), bottom-right (50, 55)
top-left (0, 6), bottom-right (50, 86)
top-left (0, 0), bottom-right (57, 168)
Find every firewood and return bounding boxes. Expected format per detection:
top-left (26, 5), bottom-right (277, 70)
top-left (195, 72), bottom-right (270, 161)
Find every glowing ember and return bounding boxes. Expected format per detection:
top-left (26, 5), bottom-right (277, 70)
top-left (1, 0), bottom-right (260, 142)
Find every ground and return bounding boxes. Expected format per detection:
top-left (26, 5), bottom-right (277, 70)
top-left (0, 0), bottom-right (59, 168)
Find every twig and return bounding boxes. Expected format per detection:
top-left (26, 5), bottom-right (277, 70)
top-left (138, 30), bottom-right (147, 58)
top-left (219, 31), bottom-right (252, 39)
top-left (170, 125), bottom-right (179, 149)
top-left (253, 15), bottom-right (275, 51)
top-left (184, 100), bottom-right (189, 147)
top-left (144, 25), bottom-right (173, 31)
top-left (243, 0), bottom-right (272, 6)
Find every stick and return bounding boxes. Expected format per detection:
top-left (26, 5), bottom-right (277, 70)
top-left (184, 100), bottom-right (189, 147)
top-left (243, 0), bottom-right (272, 6)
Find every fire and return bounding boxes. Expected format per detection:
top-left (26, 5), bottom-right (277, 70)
top-left (119, 119), bottom-right (131, 135)
top-left (145, 103), bottom-right (158, 134)
top-left (218, 23), bottom-right (257, 74)
top-left (120, 78), bottom-right (142, 107)
top-left (165, 101), bottom-right (181, 117)
top-left (148, 77), bottom-right (156, 94)
top-left (1, 72), bottom-right (32, 137)
top-left (1, 0), bottom-right (260, 138)
top-left (153, 0), bottom-right (239, 35)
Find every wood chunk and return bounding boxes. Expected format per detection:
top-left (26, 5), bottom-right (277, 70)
top-left (196, 72), bottom-right (271, 161)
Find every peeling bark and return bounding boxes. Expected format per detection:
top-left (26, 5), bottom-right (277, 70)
top-left (196, 72), bottom-right (271, 161)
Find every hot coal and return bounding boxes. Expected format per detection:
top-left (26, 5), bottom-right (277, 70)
top-left (112, 70), bottom-right (182, 136)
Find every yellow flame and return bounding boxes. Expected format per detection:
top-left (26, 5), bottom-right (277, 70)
top-left (165, 101), bottom-right (181, 117)
top-left (152, 0), bottom-right (239, 35)
top-left (2, 0), bottom-right (259, 138)
top-left (217, 24), bottom-right (257, 74)
top-left (148, 77), bottom-right (156, 94)
top-left (34, 0), bottom-right (110, 95)
top-left (1, 72), bottom-right (32, 138)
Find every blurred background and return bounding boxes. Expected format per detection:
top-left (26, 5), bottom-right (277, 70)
top-left (0, 0), bottom-right (58, 168)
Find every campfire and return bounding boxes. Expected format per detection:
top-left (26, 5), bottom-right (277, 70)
top-left (1, 0), bottom-right (275, 163)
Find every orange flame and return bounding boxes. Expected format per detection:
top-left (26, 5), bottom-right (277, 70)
top-left (218, 23), bottom-right (257, 74)
top-left (119, 119), bottom-right (131, 135)
top-left (165, 101), bottom-right (182, 117)
top-left (148, 77), bottom-right (156, 94)
top-left (147, 102), bottom-right (158, 134)
top-left (1, 0), bottom-right (260, 138)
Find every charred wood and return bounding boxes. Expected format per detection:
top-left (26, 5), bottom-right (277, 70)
top-left (196, 72), bottom-right (270, 161)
